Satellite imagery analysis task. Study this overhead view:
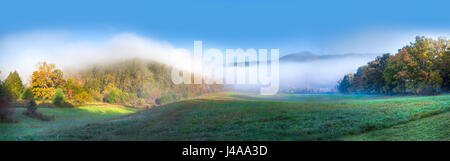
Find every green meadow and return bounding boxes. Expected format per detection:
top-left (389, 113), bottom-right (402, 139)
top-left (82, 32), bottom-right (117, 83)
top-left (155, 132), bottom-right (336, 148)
top-left (1, 93), bottom-right (449, 141)
top-left (0, 104), bottom-right (139, 140)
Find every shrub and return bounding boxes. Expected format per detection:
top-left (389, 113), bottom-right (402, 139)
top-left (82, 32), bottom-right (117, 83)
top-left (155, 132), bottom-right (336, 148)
top-left (0, 98), bottom-right (18, 123)
top-left (0, 82), bottom-right (18, 123)
top-left (138, 98), bottom-right (146, 106)
top-left (0, 82), bottom-right (12, 103)
top-left (159, 93), bottom-right (181, 104)
top-left (23, 100), bottom-right (54, 121)
top-left (21, 87), bottom-right (34, 101)
top-left (91, 91), bottom-right (103, 102)
top-left (155, 98), bottom-right (161, 105)
top-left (74, 91), bottom-right (90, 104)
top-left (125, 93), bottom-right (142, 106)
top-left (104, 88), bottom-right (126, 104)
top-left (52, 88), bottom-right (66, 106)
top-left (182, 90), bottom-right (189, 98)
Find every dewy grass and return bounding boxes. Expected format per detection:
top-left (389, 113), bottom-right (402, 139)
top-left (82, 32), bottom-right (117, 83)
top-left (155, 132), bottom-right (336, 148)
top-left (0, 104), bottom-right (139, 141)
top-left (343, 112), bottom-right (450, 141)
top-left (1, 93), bottom-right (448, 141)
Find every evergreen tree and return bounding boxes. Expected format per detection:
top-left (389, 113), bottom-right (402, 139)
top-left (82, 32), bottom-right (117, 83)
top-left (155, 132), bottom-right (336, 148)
top-left (3, 71), bottom-right (24, 100)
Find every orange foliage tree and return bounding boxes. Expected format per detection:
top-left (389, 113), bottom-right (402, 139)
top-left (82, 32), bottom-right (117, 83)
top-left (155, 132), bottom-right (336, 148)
top-left (30, 62), bottom-right (61, 100)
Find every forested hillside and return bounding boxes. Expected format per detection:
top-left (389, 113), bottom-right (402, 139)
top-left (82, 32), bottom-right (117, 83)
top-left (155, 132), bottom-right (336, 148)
top-left (338, 36), bottom-right (449, 95)
top-left (71, 59), bottom-right (222, 106)
top-left (1, 59), bottom-right (222, 109)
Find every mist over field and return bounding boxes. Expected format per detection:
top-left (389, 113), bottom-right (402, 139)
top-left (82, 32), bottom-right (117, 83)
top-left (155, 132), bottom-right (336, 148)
top-left (0, 31), bottom-right (381, 92)
top-left (279, 53), bottom-right (379, 89)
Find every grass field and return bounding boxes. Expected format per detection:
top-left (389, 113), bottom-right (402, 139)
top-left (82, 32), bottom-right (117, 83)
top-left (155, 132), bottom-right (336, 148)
top-left (1, 93), bottom-right (448, 141)
top-left (0, 104), bottom-right (140, 140)
top-left (343, 112), bottom-right (449, 141)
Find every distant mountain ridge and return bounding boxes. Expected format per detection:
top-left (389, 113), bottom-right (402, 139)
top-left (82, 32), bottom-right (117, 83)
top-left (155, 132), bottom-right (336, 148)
top-left (225, 51), bottom-right (380, 66)
top-left (279, 51), bottom-right (379, 63)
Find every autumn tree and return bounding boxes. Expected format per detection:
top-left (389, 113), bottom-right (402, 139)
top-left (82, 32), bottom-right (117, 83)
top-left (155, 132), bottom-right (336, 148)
top-left (31, 62), bottom-right (61, 100)
top-left (367, 54), bottom-right (391, 93)
top-left (400, 36), bottom-right (446, 94)
top-left (340, 53), bottom-right (391, 94)
top-left (52, 69), bottom-right (65, 88)
top-left (338, 36), bottom-right (448, 95)
top-left (435, 38), bottom-right (450, 91)
top-left (383, 49), bottom-right (419, 94)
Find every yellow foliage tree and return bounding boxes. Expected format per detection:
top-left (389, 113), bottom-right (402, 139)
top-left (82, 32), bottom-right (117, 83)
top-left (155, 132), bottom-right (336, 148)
top-left (31, 62), bottom-right (59, 100)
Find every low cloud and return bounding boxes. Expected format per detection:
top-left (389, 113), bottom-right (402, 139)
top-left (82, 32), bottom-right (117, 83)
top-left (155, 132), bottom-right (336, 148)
top-left (0, 31), bottom-right (193, 81)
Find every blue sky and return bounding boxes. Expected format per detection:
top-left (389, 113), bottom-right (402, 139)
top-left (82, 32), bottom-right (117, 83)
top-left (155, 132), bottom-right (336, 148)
top-left (1, 0), bottom-right (450, 84)
top-left (1, 0), bottom-right (449, 55)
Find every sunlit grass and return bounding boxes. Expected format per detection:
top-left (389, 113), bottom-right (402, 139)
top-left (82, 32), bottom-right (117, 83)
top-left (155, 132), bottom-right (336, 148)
top-left (76, 106), bottom-right (138, 115)
top-left (0, 105), bottom-right (140, 141)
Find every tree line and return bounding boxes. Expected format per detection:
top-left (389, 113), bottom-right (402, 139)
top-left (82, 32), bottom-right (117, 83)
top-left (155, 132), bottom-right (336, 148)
top-left (0, 59), bottom-right (222, 109)
top-left (337, 36), bottom-right (449, 95)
